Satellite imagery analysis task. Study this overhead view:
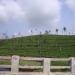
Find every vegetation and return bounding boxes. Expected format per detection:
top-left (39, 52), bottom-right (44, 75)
top-left (0, 35), bottom-right (75, 57)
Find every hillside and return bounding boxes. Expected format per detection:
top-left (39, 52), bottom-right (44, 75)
top-left (0, 35), bottom-right (75, 57)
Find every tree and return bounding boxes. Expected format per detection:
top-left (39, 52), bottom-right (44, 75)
top-left (44, 30), bottom-right (49, 35)
top-left (56, 29), bottom-right (59, 35)
top-left (63, 27), bottom-right (67, 35)
top-left (40, 31), bottom-right (42, 35)
top-left (49, 30), bottom-right (51, 34)
top-left (31, 30), bottom-right (33, 35)
top-left (3, 33), bottom-right (8, 39)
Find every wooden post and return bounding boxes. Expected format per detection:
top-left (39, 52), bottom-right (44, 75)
top-left (43, 58), bottom-right (50, 74)
top-left (11, 55), bottom-right (20, 74)
top-left (71, 57), bottom-right (75, 74)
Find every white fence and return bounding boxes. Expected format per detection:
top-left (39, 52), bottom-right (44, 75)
top-left (0, 55), bottom-right (75, 75)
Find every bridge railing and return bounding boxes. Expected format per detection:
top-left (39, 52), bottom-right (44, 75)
top-left (0, 55), bottom-right (75, 75)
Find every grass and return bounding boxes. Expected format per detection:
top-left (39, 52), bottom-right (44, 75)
top-left (0, 35), bottom-right (75, 57)
top-left (0, 59), bottom-right (42, 66)
top-left (51, 61), bottom-right (70, 66)
top-left (19, 60), bottom-right (42, 66)
top-left (0, 60), bottom-right (11, 65)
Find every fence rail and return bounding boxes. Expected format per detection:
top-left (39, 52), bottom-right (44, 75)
top-left (0, 55), bottom-right (75, 75)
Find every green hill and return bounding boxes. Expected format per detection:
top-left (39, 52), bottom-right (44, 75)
top-left (0, 35), bottom-right (75, 57)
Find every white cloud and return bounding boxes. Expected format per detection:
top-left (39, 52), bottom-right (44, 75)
top-left (65, 0), bottom-right (75, 12)
top-left (0, 5), bottom-right (6, 22)
top-left (17, 0), bottom-right (61, 28)
top-left (65, 0), bottom-right (75, 28)
top-left (0, 0), bottom-right (25, 22)
top-left (0, 0), bottom-right (61, 30)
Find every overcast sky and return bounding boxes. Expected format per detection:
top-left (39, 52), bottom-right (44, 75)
top-left (0, 0), bottom-right (75, 37)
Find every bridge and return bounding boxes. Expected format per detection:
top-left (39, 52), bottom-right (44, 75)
top-left (0, 55), bottom-right (75, 75)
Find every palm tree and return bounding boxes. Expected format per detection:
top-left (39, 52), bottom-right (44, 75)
top-left (31, 30), bottom-right (33, 35)
top-left (56, 29), bottom-right (59, 35)
top-left (44, 30), bottom-right (49, 35)
top-left (40, 31), bottom-right (42, 35)
top-left (3, 33), bottom-right (8, 39)
top-left (63, 27), bottom-right (67, 35)
top-left (49, 30), bottom-right (51, 34)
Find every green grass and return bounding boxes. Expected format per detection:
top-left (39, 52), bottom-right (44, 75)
top-left (0, 35), bottom-right (75, 57)
top-left (0, 60), bottom-right (42, 65)
top-left (20, 60), bottom-right (42, 66)
top-left (0, 60), bottom-right (11, 65)
top-left (51, 61), bottom-right (70, 66)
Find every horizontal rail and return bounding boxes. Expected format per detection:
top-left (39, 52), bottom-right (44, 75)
top-left (51, 58), bottom-right (71, 61)
top-left (19, 66), bottom-right (43, 69)
top-left (19, 66), bottom-right (70, 69)
top-left (0, 65), bottom-right (11, 68)
top-left (0, 56), bottom-right (71, 61)
top-left (20, 57), bottom-right (71, 61)
top-left (0, 65), bottom-right (70, 69)
top-left (0, 56), bottom-right (11, 60)
top-left (51, 66), bottom-right (70, 69)
top-left (0, 65), bottom-right (43, 70)
top-left (20, 57), bottom-right (44, 61)
top-left (0, 72), bottom-right (73, 75)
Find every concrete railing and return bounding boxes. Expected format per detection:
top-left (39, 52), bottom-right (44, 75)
top-left (0, 55), bottom-right (75, 75)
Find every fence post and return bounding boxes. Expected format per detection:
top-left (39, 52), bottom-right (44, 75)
top-left (11, 55), bottom-right (20, 74)
top-left (71, 57), bottom-right (75, 74)
top-left (43, 58), bottom-right (50, 74)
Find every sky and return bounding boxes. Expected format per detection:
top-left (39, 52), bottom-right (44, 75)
top-left (0, 0), bottom-right (75, 37)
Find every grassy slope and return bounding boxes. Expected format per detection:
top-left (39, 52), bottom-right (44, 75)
top-left (0, 35), bottom-right (75, 57)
